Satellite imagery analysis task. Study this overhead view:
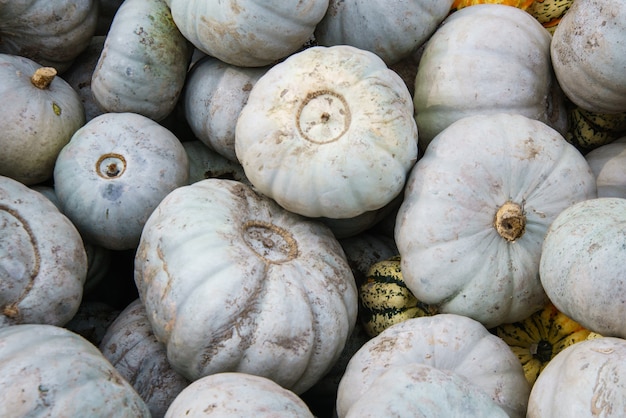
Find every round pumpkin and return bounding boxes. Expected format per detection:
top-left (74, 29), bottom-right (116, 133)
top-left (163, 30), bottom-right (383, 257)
top-left (0, 175), bottom-right (87, 328)
top-left (584, 137), bottom-right (626, 198)
top-left (336, 314), bottom-right (530, 418)
top-left (314, 0), bottom-right (454, 65)
top-left (134, 178), bottom-right (358, 394)
top-left (527, 336), bottom-right (626, 417)
top-left (91, 0), bottom-right (193, 121)
top-left (539, 197), bottom-right (626, 339)
top-left (0, 324), bottom-right (151, 417)
top-left (53, 112), bottom-right (189, 251)
top-left (235, 45), bottom-right (418, 219)
top-left (395, 113), bottom-right (597, 329)
top-left (0, 53), bottom-right (85, 185)
top-left (167, 0), bottom-right (329, 67)
top-left (550, 0), bottom-right (626, 114)
top-left (413, 4), bottom-right (567, 149)
top-left (165, 372), bottom-right (315, 418)
top-left (100, 299), bottom-right (190, 417)
top-left (0, 0), bottom-right (98, 73)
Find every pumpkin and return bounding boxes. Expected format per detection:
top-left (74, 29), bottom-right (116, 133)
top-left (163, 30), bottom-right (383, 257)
top-left (0, 324), bottom-right (151, 417)
top-left (336, 314), bottom-right (530, 418)
top-left (134, 178), bottom-right (358, 394)
top-left (165, 372), bottom-right (315, 418)
top-left (53, 112), bottom-right (189, 251)
top-left (182, 140), bottom-right (250, 186)
top-left (0, 175), bottom-right (87, 328)
top-left (0, 0), bottom-right (98, 73)
top-left (565, 107), bottom-right (626, 153)
top-left (167, 0), bottom-right (329, 67)
top-left (539, 197), bottom-right (626, 339)
top-left (314, 0), bottom-right (455, 65)
top-left (359, 255), bottom-right (437, 337)
top-left (342, 363), bottom-right (509, 417)
top-left (395, 113), bottom-right (597, 329)
top-left (0, 54), bottom-right (85, 185)
top-left (91, 0), bottom-right (193, 121)
top-left (100, 299), bottom-right (190, 418)
top-left (183, 56), bottom-right (269, 162)
top-left (235, 45), bottom-right (418, 219)
top-left (550, 0), bottom-right (626, 114)
top-left (413, 4), bottom-right (567, 149)
top-left (527, 336), bottom-right (626, 417)
top-left (584, 137), bottom-right (626, 198)
top-left (495, 301), bottom-right (598, 386)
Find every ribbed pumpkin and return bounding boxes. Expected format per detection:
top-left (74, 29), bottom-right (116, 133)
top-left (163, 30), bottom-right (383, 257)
top-left (495, 302), bottom-right (600, 386)
top-left (584, 137), bottom-right (626, 198)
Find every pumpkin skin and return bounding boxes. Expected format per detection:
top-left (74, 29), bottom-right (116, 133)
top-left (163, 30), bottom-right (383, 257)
top-left (0, 54), bottom-right (85, 185)
top-left (165, 372), bottom-right (315, 418)
top-left (0, 176), bottom-right (87, 328)
top-left (182, 140), bottom-right (250, 186)
top-left (527, 336), bottom-right (626, 417)
top-left (0, 324), bottom-right (151, 417)
top-left (183, 56), bottom-right (269, 162)
top-left (343, 363), bottom-right (509, 418)
top-left (495, 302), bottom-right (597, 386)
top-left (584, 137), bottom-right (626, 198)
top-left (314, 0), bottom-right (455, 65)
top-left (53, 112), bottom-right (189, 251)
top-left (167, 0), bottom-right (329, 67)
top-left (235, 45), bottom-right (418, 219)
top-left (100, 299), bottom-right (190, 418)
top-left (336, 314), bottom-right (530, 418)
top-left (539, 198), bottom-right (626, 339)
top-left (134, 179), bottom-right (358, 394)
top-left (0, 0), bottom-right (98, 73)
top-left (414, 4), bottom-right (567, 149)
top-left (550, 0), bottom-right (626, 114)
top-left (91, 0), bottom-right (193, 121)
top-left (359, 255), bottom-right (437, 337)
top-left (395, 113), bottom-right (597, 329)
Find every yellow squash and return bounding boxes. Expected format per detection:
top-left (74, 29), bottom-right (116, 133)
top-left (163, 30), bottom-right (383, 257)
top-left (359, 255), bottom-right (437, 337)
top-left (495, 302), bottom-right (601, 386)
top-left (565, 107), bottom-right (626, 153)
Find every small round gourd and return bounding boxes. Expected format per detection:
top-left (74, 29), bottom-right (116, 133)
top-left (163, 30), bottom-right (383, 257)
top-left (539, 197), bottom-right (626, 339)
top-left (167, 0), bottom-right (329, 67)
top-left (0, 324), bottom-right (151, 417)
top-left (53, 112), bottom-right (189, 251)
top-left (0, 175), bottom-right (87, 328)
top-left (235, 45), bottom-right (418, 219)
top-left (314, 0), bottom-right (454, 65)
top-left (165, 372), bottom-right (315, 418)
top-left (527, 336), bottom-right (626, 417)
top-left (584, 137), bottom-right (626, 198)
top-left (550, 0), bottom-right (626, 114)
top-left (336, 314), bottom-right (530, 418)
top-left (0, 54), bottom-right (85, 185)
top-left (395, 113), bottom-right (597, 328)
top-left (565, 107), bottom-right (626, 153)
top-left (413, 4), bottom-right (566, 149)
top-left (134, 179), bottom-right (358, 394)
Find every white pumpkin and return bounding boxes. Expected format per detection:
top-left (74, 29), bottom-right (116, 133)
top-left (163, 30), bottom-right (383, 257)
top-left (53, 112), bottom-right (189, 251)
top-left (527, 336), bottom-right (626, 417)
top-left (336, 314), bottom-right (530, 418)
top-left (413, 4), bottom-right (567, 149)
top-left (539, 197), bottom-right (626, 339)
top-left (182, 140), bottom-right (250, 186)
top-left (134, 179), bottom-right (358, 394)
top-left (0, 175), bottom-right (87, 328)
top-left (314, 0), bottom-right (455, 65)
top-left (235, 45), bottom-right (418, 219)
top-left (584, 137), bottom-right (626, 198)
top-left (550, 0), bottom-right (626, 113)
top-left (167, 0), bottom-right (329, 67)
top-left (395, 113), bottom-right (597, 328)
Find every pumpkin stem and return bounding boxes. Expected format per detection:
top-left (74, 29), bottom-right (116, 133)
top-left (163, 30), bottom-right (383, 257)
top-left (31, 67), bottom-right (57, 89)
top-left (494, 201), bottom-right (526, 242)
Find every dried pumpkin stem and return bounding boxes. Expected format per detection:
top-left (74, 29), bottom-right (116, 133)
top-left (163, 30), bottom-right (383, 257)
top-left (31, 67), bottom-right (57, 89)
top-left (494, 201), bottom-right (526, 242)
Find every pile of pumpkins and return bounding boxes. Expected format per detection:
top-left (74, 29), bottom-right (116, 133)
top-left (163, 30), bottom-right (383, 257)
top-left (1, 0), bottom-right (625, 417)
